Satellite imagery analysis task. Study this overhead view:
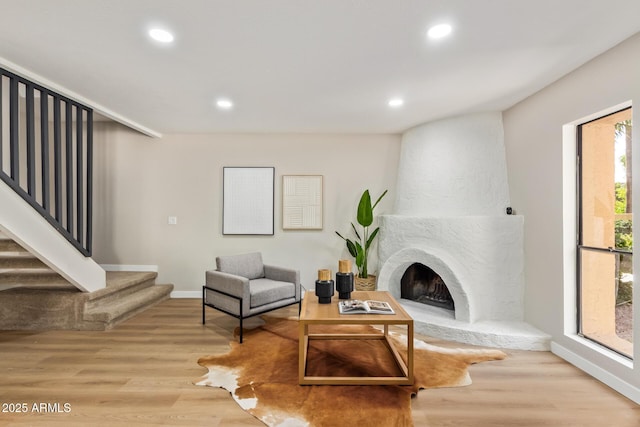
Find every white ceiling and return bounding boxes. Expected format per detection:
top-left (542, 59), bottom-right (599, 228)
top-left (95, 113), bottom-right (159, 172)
top-left (0, 0), bottom-right (639, 136)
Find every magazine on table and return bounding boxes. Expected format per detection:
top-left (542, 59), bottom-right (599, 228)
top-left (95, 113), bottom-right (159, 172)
top-left (338, 299), bottom-right (395, 315)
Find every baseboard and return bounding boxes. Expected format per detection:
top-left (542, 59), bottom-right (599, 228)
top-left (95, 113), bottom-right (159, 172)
top-left (101, 264), bottom-right (158, 272)
top-left (171, 291), bottom-right (201, 298)
top-left (551, 341), bottom-right (640, 404)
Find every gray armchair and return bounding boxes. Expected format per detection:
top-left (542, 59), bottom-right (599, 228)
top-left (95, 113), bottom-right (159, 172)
top-left (202, 252), bottom-right (301, 343)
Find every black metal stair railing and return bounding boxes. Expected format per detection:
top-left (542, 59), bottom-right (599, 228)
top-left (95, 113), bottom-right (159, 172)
top-left (0, 67), bottom-right (92, 256)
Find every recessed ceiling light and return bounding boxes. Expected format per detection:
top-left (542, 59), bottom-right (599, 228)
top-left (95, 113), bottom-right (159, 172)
top-left (216, 99), bottom-right (234, 110)
top-left (148, 28), bottom-right (174, 43)
top-left (388, 98), bottom-right (404, 108)
top-left (427, 23), bottom-right (452, 39)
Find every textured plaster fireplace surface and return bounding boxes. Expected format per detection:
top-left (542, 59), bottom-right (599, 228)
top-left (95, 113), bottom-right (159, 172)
top-left (378, 112), bottom-right (550, 350)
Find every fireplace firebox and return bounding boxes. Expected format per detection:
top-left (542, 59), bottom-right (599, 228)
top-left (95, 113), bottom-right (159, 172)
top-left (401, 263), bottom-right (454, 311)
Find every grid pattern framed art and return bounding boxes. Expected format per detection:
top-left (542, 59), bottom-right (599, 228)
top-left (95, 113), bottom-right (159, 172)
top-left (222, 167), bottom-right (275, 235)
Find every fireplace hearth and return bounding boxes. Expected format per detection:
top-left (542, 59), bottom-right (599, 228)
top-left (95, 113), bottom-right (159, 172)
top-left (401, 263), bottom-right (454, 310)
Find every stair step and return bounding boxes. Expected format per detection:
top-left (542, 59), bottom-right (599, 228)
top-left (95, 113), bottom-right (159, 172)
top-left (0, 239), bottom-right (28, 253)
top-left (83, 284), bottom-right (173, 327)
top-left (0, 282), bottom-right (78, 292)
top-left (0, 284), bottom-right (77, 291)
top-left (0, 270), bottom-right (72, 287)
top-left (0, 255), bottom-right (48, 269)
top-left (85, 271), bottom-right (158, 309)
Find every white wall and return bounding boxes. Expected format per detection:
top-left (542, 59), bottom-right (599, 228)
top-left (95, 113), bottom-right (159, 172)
top-left (395, 112), bottom-right (510, 216)
top-left (503, 32), bottom-right (640, 400)
top-left (92, 124), bottom-right (400, 294)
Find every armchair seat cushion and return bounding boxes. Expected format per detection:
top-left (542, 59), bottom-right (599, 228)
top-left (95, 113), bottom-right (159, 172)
top-left (249, 278), bottom-right (296, 308)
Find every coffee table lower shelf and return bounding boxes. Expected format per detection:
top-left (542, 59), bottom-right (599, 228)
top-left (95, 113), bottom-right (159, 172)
top-left (298, 324), bottom-right (414, 386)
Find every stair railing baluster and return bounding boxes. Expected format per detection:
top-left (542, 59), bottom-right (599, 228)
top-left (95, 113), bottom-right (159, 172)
top-left (41, 92), bottom-right (50, 211)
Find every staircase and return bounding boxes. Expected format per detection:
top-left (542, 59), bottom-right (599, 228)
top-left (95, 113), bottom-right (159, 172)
top-left (0, 233), bottom-right (173, 330)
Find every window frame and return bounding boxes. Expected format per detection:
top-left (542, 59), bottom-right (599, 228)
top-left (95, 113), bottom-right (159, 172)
top-left (576, 106), bottom-right (633, 360)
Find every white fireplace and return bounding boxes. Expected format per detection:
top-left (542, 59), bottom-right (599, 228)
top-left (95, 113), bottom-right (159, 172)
top-left (377, 112), bottom-right (549, 350)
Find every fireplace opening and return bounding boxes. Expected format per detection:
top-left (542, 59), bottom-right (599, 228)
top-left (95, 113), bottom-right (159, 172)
top-left (401, 263), bottom-right (455, 311)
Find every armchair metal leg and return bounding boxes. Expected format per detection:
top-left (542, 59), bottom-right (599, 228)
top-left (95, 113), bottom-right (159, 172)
top-left (202, 286), bottom-right (206, 324)
top-left (239, 298), bottom-right (243, 343)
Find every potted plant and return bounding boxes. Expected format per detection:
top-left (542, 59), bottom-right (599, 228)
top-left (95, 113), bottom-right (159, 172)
top-left (335, 189), bottom-right (388, 290)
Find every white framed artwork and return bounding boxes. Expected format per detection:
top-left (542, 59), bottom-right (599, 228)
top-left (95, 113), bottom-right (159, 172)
top-left (222, 167), bottom-right (275, 235)
top-left (282, 175), bottom-right (323, 230)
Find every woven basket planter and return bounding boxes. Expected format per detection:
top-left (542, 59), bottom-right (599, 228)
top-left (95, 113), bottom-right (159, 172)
top-left (354, 275), bottom-right (377, 291)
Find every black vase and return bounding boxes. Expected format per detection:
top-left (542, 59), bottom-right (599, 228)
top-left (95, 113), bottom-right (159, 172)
top-left (336, 272), bottom-right (354, 299)
top-left (315, 269), bottom-right (334, 304)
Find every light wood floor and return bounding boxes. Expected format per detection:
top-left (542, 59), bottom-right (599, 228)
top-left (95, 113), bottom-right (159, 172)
top-left (0, 299), bottom-right (637, 426)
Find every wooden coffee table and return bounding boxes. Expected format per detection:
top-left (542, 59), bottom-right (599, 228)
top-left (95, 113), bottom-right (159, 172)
top-left (298, 290), bottom-right (414, 385)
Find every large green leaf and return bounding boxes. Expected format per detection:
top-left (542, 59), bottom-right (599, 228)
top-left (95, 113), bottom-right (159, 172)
top-left (354, 241), bottom-right (364, 269)
top-left (357, 190), bottom-right (373, 227)
top-left (365, 227), bottom-right (380, 250)
top-left (371, 189), bottom-right (388, 210)
top-left (350, 222), bottom-right (361, 241)
top-left (346, 239), bottom-right (358, 258)
top-left (336, 231), bottom-right (358, 258)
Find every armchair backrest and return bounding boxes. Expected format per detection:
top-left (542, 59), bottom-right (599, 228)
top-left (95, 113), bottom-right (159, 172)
top-left (216, 252), bottom-right (265, 280)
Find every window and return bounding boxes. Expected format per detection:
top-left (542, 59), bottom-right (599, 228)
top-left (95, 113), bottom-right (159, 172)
top-left (577, 107), bottom-right (633, 358)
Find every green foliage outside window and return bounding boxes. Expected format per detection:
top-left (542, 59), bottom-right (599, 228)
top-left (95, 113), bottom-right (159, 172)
top-left (616, 220), bottom-right (633, 250)
top-left (615, 182), bottom-right (633, 250)
top-left (615, 182), bottom-right (627, 215)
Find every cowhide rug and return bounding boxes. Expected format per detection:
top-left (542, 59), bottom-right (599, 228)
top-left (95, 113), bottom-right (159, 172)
top-left (196, 316), bottom-right (506, 427)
